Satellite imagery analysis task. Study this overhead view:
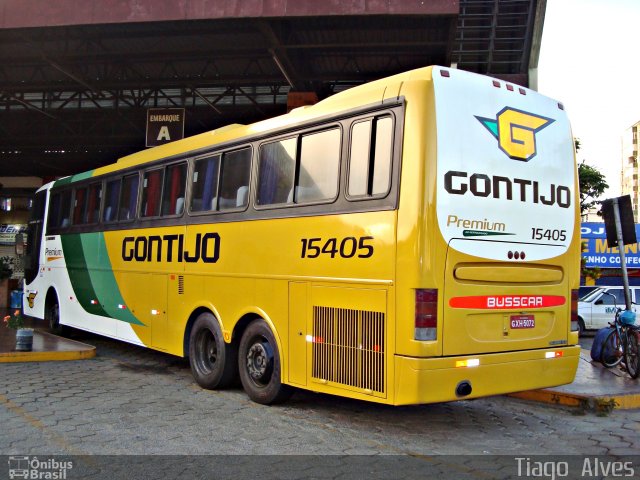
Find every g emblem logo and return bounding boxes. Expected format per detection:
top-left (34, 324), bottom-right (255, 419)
top-left (476, 107), bottom-right (554, 161)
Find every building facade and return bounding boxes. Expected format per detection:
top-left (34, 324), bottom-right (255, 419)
top-left (622, 120), bottom-right (640, 221)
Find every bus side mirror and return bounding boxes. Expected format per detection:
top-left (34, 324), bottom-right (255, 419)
top-left (594, 299), bottom-right (603, 305)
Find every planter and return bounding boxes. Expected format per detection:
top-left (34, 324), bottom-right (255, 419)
top-left (15, 328), bottom-right (33, 352)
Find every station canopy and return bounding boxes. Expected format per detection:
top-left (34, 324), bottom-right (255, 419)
top-left (0, 0), bottom-right (545, 177)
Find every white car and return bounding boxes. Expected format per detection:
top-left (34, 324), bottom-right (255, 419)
top-left (577, 286), bottom-right (639, 334)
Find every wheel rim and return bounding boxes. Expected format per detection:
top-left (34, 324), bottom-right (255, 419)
top-left (246, 338), bottom-right (273, 386)
top-left (195, 329), bottom-right (218, 374)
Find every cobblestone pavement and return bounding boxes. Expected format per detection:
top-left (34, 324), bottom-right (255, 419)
top-left (0, 331), bottom-right (638, 459)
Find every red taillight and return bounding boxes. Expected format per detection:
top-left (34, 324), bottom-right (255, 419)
top-left (415, 289), bottom-right (437, 340)
top-left (570, 289), bottom-right (579, 331)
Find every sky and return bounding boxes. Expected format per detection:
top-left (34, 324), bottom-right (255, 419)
top-left (537, 0), bottom-right (640, 197)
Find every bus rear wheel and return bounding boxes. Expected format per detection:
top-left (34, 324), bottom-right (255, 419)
top-left (189, 312), bottom-right (237, 389)
top-left (238, 319), bottom-right (292, 405)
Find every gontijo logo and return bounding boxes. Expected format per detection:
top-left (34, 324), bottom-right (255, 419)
top-left (475, 107), bottom-right (554, 161)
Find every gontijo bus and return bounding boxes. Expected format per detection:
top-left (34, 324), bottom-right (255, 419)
top-left (23, 66), bottom-right (581, 405)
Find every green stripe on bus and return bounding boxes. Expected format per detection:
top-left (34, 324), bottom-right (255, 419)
top-left (53, 170), bottom-right (95, 188)
top-left (60, 233), bottom-right (144, 326)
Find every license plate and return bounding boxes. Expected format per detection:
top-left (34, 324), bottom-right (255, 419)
top-left (510, 314), bottom-right (535, 329)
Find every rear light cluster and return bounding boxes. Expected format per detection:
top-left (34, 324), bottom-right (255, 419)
top-left (570, 289), bottom-right (579, 332)
top-left (415, 289), bottom-right (437, 341)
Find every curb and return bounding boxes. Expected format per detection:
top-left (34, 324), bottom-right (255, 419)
top-left (0, 330), bottom-right (96, 363)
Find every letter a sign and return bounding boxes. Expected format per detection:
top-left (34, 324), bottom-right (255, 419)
top-left (146, 108), bottom-right (185, 147)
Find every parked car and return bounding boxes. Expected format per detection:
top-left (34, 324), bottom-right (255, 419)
top-left (578, 286), bottom-right (599, 300)
top-left (577, 286), bottom-right (639, 334)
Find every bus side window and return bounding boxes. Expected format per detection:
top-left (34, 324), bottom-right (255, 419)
top-left (190, 155), bottom-right (220, 212)
top-left (219, 147), bottom-right (251, 210)
top-left (161, 162), bottom-right (187, 216)
top-left (141, 169), bottom-right (163, 218)
top-left (119, 173), bottom-right (140, 221)
top-left (84, 182), bottom-right (102, 224)
top-left (348, 116), bottom-right (393, 198)
top-left (297, 128), bottom-right (341, 203)
top-left (72, 187), bottom-right (87, 225)
top-left (57, 190), bottom-right (72, 228)
top-left (257, 138), bottom-right (296, 206)
top-left (103, 179), bottom-right (121, 223)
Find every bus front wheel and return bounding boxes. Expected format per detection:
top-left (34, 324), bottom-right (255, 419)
top-left (189, 312), bottom-right (237, 389)
top-left (46, 295), bottom-right (63, 335)
top-left (238, 319), bottom-right (292, 405)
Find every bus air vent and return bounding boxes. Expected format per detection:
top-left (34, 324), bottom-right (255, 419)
top-left (311, 306), bottom-right (385, 395)
top-left (178, 276), bottom-right (185, 295)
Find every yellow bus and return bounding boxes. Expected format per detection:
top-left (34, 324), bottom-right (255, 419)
top-left (23, 66), bottom-right (581, 405)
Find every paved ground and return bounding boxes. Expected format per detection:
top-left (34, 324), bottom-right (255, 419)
top-left (1, 328), bottom-right (638, 462)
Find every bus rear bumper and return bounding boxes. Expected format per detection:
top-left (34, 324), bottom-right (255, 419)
top-left (393, 345), bottom-right (580, 405)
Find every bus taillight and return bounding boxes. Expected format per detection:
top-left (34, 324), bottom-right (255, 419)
top-left (570, 289), bottom-right (579, 332)
top-left (415, 289), bottom-right (438, 341)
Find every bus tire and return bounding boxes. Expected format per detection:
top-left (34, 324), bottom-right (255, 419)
top-left (238, 319), bottom-right (292, 405)
top-left (46, 293), bottom-right (63, 335)
top-left (189, 312), bottom-right (237, 389)
top-left (577, 317), bottom-right (585, 337)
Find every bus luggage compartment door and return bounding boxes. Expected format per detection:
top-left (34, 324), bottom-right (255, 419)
top-left (442, 245), bottom-right (569, 356)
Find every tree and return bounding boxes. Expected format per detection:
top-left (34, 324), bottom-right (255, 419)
top-left (578, 161), bottom-right (609, 216)
top-left (575, 139), bottom-right (608, 282)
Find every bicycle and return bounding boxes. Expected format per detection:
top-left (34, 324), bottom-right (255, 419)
top-left (600, 302), bottom-right (640, 379)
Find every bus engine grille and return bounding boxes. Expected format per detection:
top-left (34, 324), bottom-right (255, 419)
top-left (312, 306), bottom-right (385, 394)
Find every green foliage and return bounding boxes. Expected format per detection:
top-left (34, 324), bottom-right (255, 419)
top-left (578, 161), bottom-right (609, 215)
top-left (3, 310), bottom-right (24, 330)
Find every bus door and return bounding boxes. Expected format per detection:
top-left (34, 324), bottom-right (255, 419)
top-left (24, 189), bottom-right (47, 286)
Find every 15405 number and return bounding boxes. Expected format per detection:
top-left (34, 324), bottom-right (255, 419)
top-left (531, 228), bottom-right (567, 242)
top-left (300, 236), bottom-right (374, 259)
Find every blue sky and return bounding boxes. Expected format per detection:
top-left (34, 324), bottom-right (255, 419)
top-left (538, 0), bottom-right (640, 196)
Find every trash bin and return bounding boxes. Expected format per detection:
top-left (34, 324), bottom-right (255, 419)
top-left (10, 290), bottom-right (22, 309)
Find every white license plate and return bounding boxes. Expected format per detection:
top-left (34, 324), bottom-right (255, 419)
top-left (510, 315), bottom-right (535, 329)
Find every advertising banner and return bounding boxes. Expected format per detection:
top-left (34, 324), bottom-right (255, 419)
top-left (581, 222), bottom-right (640, 268)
